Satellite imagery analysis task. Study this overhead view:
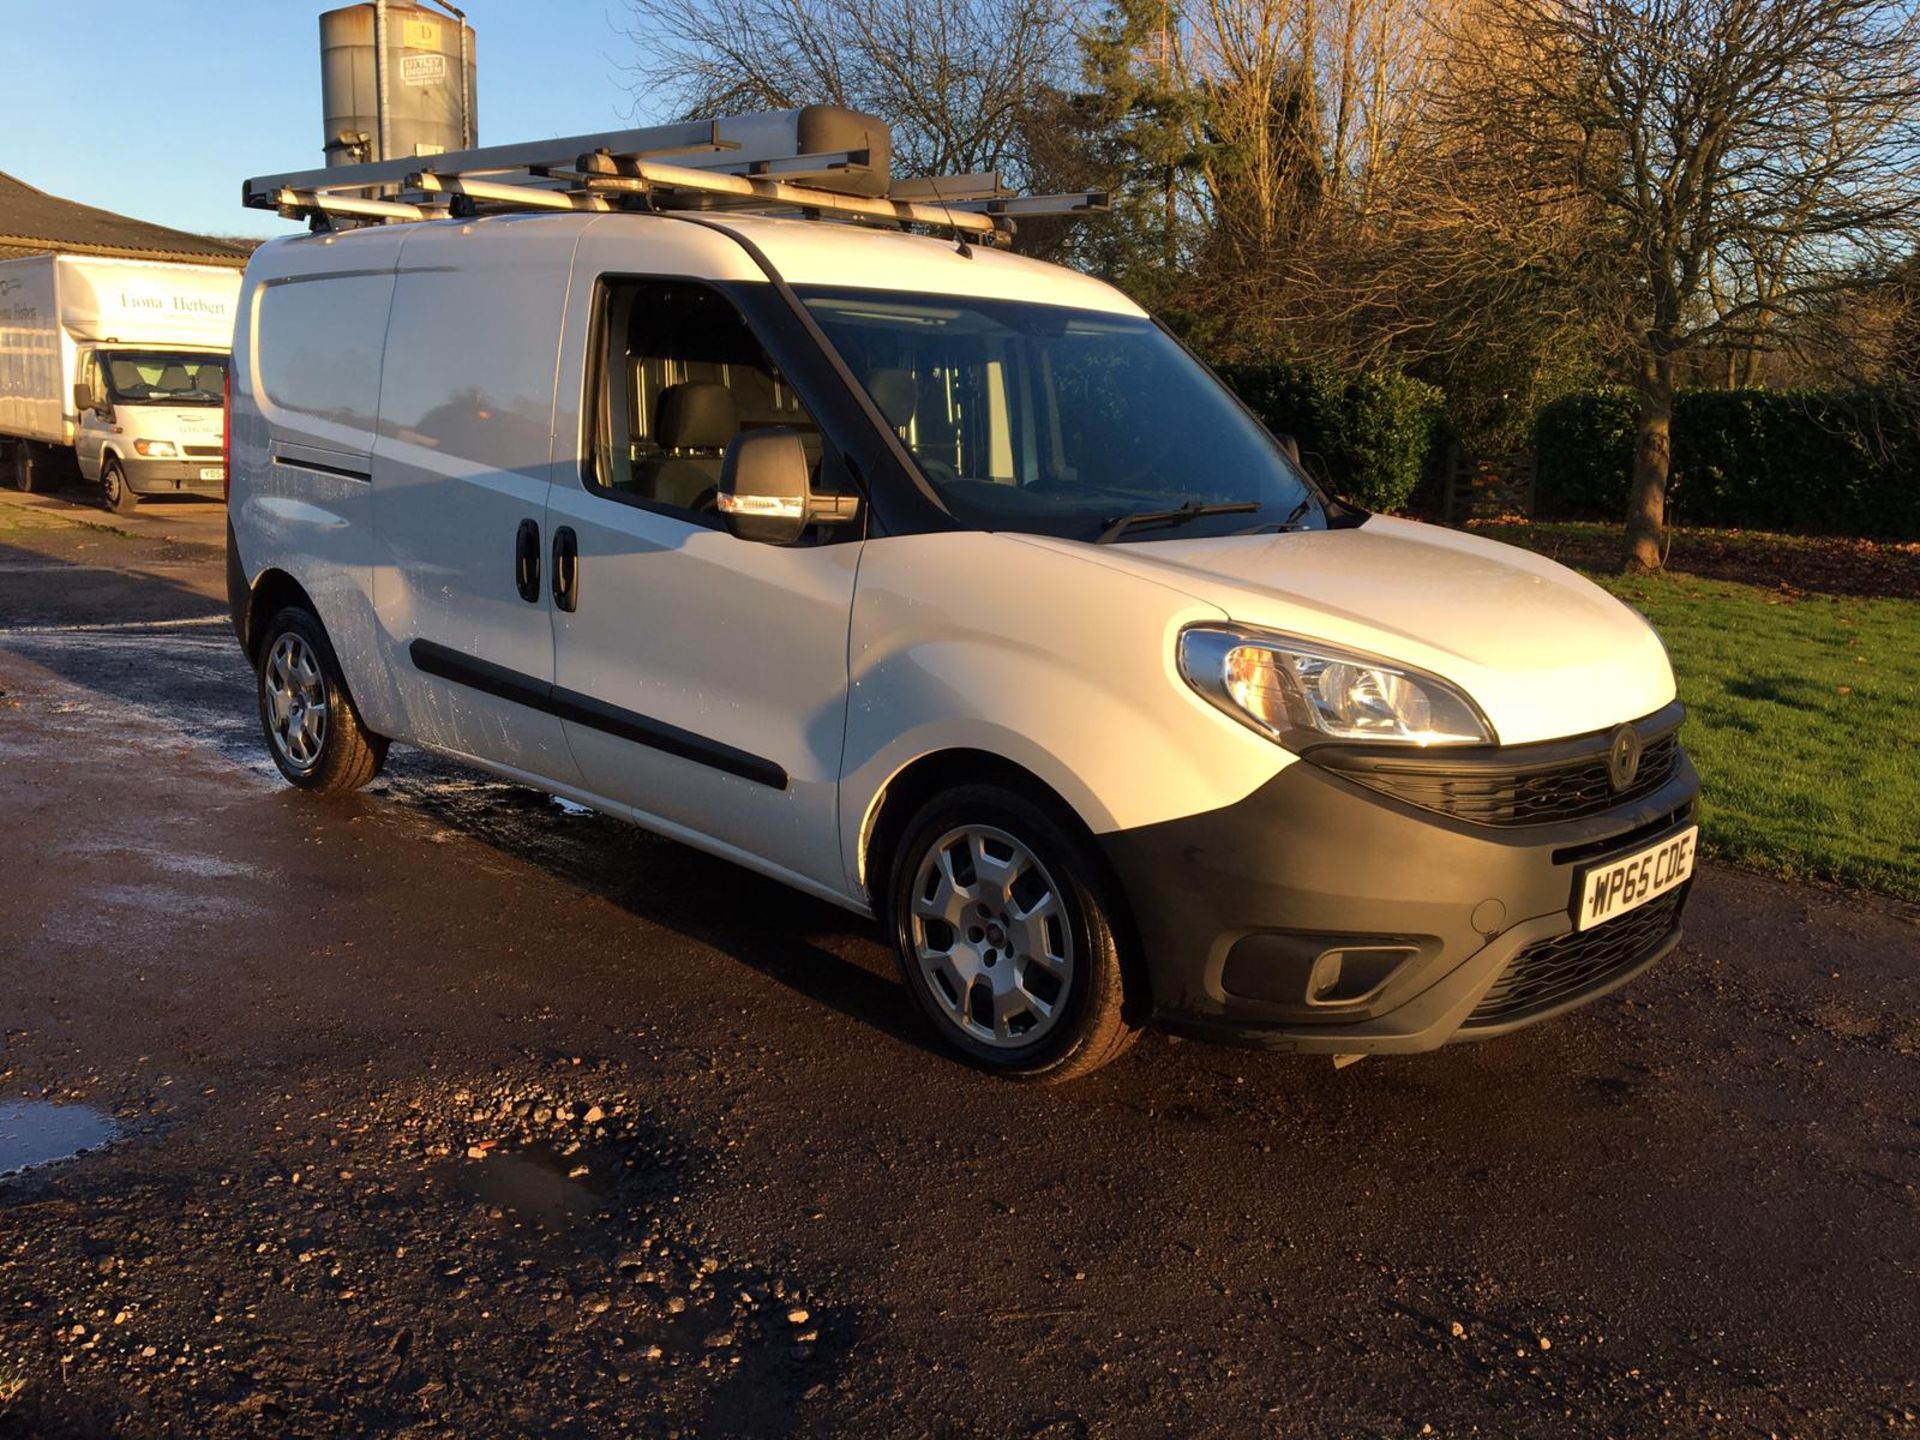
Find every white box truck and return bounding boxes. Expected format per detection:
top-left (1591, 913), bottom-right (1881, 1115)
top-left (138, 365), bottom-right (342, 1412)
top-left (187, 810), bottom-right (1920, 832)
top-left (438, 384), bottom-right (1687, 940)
top-left (0, 254), bottom-right (240, 511)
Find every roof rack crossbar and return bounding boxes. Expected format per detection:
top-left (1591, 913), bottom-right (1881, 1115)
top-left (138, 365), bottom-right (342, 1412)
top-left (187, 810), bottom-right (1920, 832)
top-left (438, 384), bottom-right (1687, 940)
top-left (273, 188), bottom-right (442, 223)
top-left (411, 173), bottom-right (612, 213)
top-left (889, 172), bottom-right (1009, 203)
top-left (958, 191), bottom-right (1112, 218)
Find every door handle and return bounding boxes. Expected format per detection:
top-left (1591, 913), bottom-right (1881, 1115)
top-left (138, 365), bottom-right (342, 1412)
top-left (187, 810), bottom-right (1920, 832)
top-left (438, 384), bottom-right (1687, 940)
top-left (552, 526), bottom-right (580, 613)
top-left (514, 518), bottom-right (541, 603)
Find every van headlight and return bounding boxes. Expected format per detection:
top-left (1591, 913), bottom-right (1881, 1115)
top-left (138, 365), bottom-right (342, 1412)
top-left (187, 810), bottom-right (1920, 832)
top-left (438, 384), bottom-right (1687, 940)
top-left (1179, 627), bottom-right (1493, 748)
top-left (133, 439), bottom-right (177, 458)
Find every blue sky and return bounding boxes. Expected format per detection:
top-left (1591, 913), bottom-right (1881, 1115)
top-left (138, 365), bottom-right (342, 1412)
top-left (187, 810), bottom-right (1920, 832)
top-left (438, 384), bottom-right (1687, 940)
top-left (0, 1), bottom-right (665, 240)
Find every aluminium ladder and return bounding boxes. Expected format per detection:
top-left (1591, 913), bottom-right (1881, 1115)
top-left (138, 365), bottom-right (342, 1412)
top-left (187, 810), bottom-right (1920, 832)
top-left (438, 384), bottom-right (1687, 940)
top-left (242, 105), bottom-right (1106, 244)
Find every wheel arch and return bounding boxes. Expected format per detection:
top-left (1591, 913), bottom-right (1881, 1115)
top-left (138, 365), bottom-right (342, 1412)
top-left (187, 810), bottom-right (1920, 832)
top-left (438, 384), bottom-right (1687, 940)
top-left (241, 567), bottom-right (319, 663)
top-left (858, 746), bottom-right (1153, 1011)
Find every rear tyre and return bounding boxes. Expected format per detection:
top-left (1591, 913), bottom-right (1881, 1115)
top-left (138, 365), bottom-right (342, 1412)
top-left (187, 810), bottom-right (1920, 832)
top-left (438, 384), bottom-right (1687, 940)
top-left (889, 784), bottom-right (1141, 1082)
top-left (10, 441), bottom-right (39, 493)
top-left (255, 605), bottom-right (387, 794)
top-left (102, 460), bottom-right (140, 515)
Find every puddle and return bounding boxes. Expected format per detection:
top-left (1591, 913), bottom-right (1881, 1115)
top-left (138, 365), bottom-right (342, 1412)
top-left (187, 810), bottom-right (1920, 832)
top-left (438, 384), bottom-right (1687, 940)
top-left (0, 1102), bottom-right (117, 1178)
top-left (442, 1143), bottom-right (615, 1236)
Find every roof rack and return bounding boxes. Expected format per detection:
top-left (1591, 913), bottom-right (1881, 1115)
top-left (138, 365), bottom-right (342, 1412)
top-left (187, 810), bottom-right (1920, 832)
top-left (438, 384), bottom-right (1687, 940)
top-left (243, 105), bottom-right (1106, 245)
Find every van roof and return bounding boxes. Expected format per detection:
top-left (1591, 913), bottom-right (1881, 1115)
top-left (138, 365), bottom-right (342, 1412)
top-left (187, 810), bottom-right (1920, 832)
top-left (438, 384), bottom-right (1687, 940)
top-left (691, 213), bottom-right (1144, 316)
top-left (252, 209), bottom-right (1146, 318)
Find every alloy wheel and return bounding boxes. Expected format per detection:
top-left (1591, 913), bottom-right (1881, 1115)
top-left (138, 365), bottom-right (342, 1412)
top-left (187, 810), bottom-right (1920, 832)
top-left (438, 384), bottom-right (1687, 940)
top-left (262, 632), bottom-right (329, 773)
top-left (907, 824), bottom-right (1075, 1047)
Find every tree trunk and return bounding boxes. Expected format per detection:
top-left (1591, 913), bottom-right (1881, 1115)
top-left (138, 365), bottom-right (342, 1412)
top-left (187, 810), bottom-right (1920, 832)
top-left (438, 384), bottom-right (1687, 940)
top-left (1623, 352), bottom-right (1673, 573)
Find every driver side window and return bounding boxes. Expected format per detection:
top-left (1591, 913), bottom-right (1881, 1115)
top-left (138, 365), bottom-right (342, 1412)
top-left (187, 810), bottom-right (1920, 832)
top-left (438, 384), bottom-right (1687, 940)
top-left (588, 279), bottom-right (822, 522)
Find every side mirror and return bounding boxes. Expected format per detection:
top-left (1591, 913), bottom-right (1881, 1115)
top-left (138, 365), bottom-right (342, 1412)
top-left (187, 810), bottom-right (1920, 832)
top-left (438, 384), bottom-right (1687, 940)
top-left (1275, 432), bottom-right (1302, 467)
top-left (717, 427), bottom-right (859, 545)
top-left (73, 382), bottom-right (96, 414)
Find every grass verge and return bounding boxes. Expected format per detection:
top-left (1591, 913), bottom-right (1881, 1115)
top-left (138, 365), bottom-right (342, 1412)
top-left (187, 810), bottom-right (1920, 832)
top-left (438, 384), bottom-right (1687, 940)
top-left (1566, 562), bottom-right (1917, 901)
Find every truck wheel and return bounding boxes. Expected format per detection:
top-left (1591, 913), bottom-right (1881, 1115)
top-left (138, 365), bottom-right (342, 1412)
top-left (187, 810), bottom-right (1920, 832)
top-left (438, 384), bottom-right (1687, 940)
top-left (255, 605), bottom-right (388, 794)
top-left (889, 784), bottom-right (1141, 1082)
top-left (11, 441), bottom-right (39, 493)
top-left (101, 460), bottom-right (141, 515)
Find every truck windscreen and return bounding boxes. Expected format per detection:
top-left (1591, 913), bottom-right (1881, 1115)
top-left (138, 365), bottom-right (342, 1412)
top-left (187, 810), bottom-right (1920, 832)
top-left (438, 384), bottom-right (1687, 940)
top-left (102, 352), bottom-right (226, 407)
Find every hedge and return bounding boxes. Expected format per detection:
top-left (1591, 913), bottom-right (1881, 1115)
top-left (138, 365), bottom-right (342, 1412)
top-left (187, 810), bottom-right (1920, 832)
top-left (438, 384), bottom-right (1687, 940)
top-left (1215, 359), bottom-right (1444, 513)
top-left (1533, 387), bottom-right (1920, 538)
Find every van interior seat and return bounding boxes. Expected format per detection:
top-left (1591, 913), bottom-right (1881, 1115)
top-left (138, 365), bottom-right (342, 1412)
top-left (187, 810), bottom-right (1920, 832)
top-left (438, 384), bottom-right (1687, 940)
top-left (867, 368), bottom-right (917, 431)
top-left (869, 365), bottom-right (963, 487)
top-left (635, 381), bottom-right (737, 510)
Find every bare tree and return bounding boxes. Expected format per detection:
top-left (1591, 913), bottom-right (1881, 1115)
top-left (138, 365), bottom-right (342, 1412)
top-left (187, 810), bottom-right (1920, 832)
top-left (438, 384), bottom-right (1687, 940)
top-left (1084, 0), bottom-right (1469, 364)
top-left (619, 0), bottom-right (1075, 182)
top-left (1186, 0), bottom-right (1459, 217)
top-left (1441, 0), bottom-right (1920, 570)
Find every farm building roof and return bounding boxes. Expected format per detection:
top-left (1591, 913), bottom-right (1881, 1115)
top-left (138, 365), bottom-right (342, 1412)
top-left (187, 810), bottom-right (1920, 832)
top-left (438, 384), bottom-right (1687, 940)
top-left (0, 171), bottom-right (251, 268)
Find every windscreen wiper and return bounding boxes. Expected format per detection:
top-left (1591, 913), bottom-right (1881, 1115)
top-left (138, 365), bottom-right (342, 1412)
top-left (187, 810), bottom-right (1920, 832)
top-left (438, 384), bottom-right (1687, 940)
top-left (1095, 500), bottom-right (1260, 544)
top-left (1232, 496), bottom-right (1315, 535)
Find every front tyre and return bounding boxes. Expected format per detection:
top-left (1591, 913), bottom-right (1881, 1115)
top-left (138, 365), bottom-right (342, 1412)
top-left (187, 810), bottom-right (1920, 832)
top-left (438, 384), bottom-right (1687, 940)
top-left (102, 459), bottom-right (140, 515)
top-left (255, 605), bottom-right (387, 794)
top-left (890, 785), bottom-right (1140, 1082)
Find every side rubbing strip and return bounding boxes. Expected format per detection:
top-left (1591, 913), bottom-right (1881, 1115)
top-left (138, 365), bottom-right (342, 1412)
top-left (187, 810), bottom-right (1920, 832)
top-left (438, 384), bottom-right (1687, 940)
top-left (271, 454), bottom-right (372, 482)
top-left (547, 686), bottom-right (787, 789)
top-left (408, 638), bottom-right (549, 711)
top-left (407, 639), bottom-right (788, 790)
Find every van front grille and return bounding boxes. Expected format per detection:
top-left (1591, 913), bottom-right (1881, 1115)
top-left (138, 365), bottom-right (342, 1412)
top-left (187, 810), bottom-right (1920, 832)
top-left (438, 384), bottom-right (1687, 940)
top-left (183, 445), bottom-right (223, 458)
top-left (1308, 704), bottom-right (1685, 827)
top-left (1463, 885), bottom-right (1687, 1029)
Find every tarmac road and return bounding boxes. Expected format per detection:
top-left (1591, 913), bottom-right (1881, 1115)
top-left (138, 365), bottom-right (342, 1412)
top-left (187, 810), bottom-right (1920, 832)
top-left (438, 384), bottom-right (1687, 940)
top-left (2, 490), bottom-right (1918, 1439)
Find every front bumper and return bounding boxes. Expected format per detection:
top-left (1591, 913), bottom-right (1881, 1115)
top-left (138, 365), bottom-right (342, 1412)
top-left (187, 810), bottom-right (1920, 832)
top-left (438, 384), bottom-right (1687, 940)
top-left (122, 455), bottom-right (225, 496)
top-left (1098, 722), bottom-right (1700, 1055)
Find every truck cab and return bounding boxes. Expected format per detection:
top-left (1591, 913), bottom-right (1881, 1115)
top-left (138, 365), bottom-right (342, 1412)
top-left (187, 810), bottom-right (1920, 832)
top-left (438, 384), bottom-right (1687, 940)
top-left (73, 345), bottom-right (229, 512)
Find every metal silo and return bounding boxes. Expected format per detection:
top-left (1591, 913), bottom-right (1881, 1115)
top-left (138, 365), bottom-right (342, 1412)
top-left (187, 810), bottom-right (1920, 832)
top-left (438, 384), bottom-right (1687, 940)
top-left (320, 1), bottom-right (477, 167)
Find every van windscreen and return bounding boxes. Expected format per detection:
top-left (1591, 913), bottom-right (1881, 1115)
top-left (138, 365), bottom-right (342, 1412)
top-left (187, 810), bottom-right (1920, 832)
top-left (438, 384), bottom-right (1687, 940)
top-left (797, 289), bottom-right (1326, 543)
top-left (101, 351), bottom-right (226, 407)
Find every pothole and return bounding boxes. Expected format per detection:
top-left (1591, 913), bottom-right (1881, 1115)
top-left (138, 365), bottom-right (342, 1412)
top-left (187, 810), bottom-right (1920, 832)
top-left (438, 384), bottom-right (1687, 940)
top-left (438, 1140), bottom-right (617, 1238)
top-left (0, 1101), bottom-right (116, 1178)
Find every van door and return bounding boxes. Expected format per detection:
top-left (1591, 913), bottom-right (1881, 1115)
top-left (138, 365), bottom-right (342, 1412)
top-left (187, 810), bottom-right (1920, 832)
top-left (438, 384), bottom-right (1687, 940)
top-left (543, 263), bottom-right (861, 899)
top-left (72, 350), bottom-right (107, 480)
top-left (370, 222), bottom-right (583, 786)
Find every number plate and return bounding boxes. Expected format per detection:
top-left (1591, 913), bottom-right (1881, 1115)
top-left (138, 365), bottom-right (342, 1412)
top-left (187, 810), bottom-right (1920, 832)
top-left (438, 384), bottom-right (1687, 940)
top-left (1575, 826), bottom-right (1697, 931)
top-left (199, 466), bottom-right (225, 482)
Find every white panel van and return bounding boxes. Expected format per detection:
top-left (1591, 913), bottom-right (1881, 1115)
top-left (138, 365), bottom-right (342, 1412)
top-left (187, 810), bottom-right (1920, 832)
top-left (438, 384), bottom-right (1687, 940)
top-left (227, 129), bottom-right (1698, 1081)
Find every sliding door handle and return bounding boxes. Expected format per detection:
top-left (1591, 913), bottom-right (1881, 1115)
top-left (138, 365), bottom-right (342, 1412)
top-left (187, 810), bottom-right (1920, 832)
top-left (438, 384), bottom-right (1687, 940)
top-left (514, 518), bottom-right (541, 603)
top-left (552, 526), bottom-right (580, 613)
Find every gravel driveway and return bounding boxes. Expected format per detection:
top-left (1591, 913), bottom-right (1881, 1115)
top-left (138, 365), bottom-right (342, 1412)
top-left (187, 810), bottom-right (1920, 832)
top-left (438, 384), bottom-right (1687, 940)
top-left (3, 492), bottom-right (1917, 1438)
